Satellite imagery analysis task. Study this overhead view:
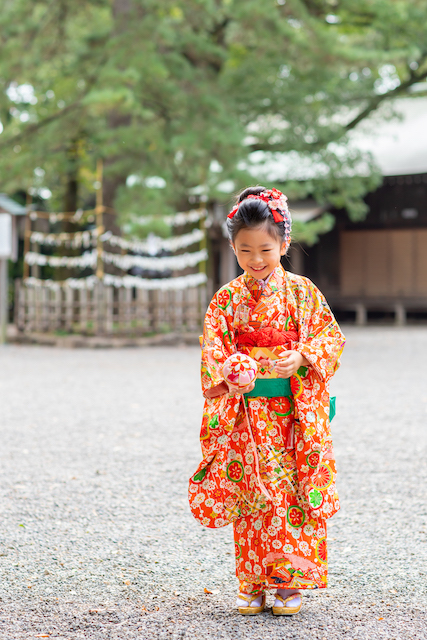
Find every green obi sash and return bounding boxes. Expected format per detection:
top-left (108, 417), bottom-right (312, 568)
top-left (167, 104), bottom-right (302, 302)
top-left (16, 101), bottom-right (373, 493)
top-left (244, 377), bottom-right (291, 398)
top-left (245, 378), bottom-right (336, 422)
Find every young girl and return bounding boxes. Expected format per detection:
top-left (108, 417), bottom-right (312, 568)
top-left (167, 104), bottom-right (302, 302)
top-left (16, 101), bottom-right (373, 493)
top-left (189, 186), bottom-right (345, 615)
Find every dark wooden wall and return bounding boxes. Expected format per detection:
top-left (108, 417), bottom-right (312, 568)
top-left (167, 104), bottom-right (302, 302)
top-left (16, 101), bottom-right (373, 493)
top-left (302, 173), bottom-right (427, 300)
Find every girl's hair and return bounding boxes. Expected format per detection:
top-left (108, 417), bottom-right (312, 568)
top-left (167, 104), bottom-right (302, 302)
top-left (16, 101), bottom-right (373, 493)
top-left (226, 186), bottom-right (288, 245)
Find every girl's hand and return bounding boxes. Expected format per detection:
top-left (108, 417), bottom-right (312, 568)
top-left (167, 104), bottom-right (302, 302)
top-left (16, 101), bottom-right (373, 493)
top-left (274, 351), bottom-right (309, 378)
top-left (227, 380), bottom-right (255, 397)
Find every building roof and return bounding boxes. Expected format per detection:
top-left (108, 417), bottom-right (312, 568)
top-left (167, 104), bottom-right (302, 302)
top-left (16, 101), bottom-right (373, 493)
top-left (0, 194), bottom-right (27, 215)
top-left (351, 96), bottom-right (427, 176)
top-left (288, 199), bottom-right (326, 222)
top-left (248, 96), bottom-right (427, 181)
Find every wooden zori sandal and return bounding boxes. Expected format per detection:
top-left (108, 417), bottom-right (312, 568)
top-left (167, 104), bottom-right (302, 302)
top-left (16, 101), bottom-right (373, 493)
top-left (237, 592), bottom-right (266, 615)
top-left (272, 591), bottom-right (302, 616)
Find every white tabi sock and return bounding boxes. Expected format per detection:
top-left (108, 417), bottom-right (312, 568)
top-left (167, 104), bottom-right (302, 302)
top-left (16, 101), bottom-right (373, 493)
top-left (274, 588), bottom-right (301, 609)
top-left (236, 593), bottom-right (264, 608)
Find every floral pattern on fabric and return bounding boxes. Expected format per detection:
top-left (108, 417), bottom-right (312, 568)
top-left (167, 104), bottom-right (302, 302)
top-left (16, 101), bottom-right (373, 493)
top-left (188, 265), bottom-right (345, 589)
top-left (235, 501), bottom-right (328, 591)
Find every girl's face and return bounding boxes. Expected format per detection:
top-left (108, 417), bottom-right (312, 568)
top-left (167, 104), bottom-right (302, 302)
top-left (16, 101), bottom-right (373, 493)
top-left (231, 224), bottom-right (287, 280)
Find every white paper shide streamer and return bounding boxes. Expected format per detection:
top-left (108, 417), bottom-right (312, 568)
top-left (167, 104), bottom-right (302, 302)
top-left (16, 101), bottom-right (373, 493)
top-left (25, 207), bottom-right (208, 290)
top-left (30, 227), bottom-right (205, 254)
top-left (25, 250), bottom-right (97, 269)
top-left (129, 208), bottom-right (207, 227)
top-left (24, 248), bottom-right (207, 272)
top-left (30, 230), bottom-right (96, 249)
top-left (102, 248), bottom-right (207, 272)
top-left (102, 228), bottom-right (204, 254)
top-left (24, 272), bottom-right (207, 291)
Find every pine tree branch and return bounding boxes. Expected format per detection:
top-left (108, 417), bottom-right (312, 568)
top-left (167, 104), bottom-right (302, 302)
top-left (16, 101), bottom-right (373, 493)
top-left (0, 55), bottom-right (109, 152)
top-left (0, 100), bottom-right (83, 151)
top-left (343, 64), bottom-right (427, 133)
top-left (249, 63), bottom-right (427, 154)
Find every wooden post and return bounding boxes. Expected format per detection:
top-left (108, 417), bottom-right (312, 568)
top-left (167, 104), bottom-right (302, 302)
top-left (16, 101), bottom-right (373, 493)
top-left (167, 290), bottom-right (174, 331)
top-left (14, 279), bottom-right (22, 332)
top-left (0, 258), bottom-right (7, 344)
top-left (23, 193), bottom-right (32, 280)
top-left (95, 159), bottom-right (105, 335)
top-left (64, 285), bottom-right (73, 332)
top-left (32, 242), bottom-right (40, 279)
top-left (105, 285), bottom-right (113, 334)
top-left (199, 210), bottom-right (207, 276)
top-left (41, 283), bottom-right (49, 331)
top-left (34, 282), bottom-right (41, 333)
top-left (137, 288), bottom-right (148, 333)
top-left (93, 279), bottom-right (99, 335)
top-left (87, 286), bottom-right (95, 335)
top-left (80, 287), bottom-right (88, 333)
top-left (52, 286), bottom-right (61, 333)
top-left (355, 303), bottom-right (367, 326)
top-left (199, 284), bottom-right (207, 330)
top-left (152, 290), bottom-right (159, 332)
top-left (95, 159), bottom-right (104, 280)
top-left (182, 287), bottom-right (188, 330)
top-left (127, 287), bottom-right (134, 334)
top-left (27, 285), bottom-right (35, 332)
top-left (175, 289), bottom-right (183, 331)
top-left (394, 302), bottom-right (406, 326)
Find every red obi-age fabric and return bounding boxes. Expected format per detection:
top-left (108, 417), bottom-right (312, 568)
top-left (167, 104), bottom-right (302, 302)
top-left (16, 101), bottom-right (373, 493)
top-left (237, 326), bottom-right (298, 349)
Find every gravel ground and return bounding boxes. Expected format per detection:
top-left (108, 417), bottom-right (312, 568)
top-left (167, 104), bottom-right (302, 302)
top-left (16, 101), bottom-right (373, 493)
top-left (0, 327), bottom-right (426, 640)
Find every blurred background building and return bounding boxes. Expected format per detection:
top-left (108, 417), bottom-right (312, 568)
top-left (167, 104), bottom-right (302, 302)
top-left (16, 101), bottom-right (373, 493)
top-left (210, 97), bottom-right (427, 325)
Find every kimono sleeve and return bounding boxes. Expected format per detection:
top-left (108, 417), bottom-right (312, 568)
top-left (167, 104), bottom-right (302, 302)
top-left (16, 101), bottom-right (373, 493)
top-left (294, 277), bottom-right (345, 383)
top-left (201, 288), bottom-right (236, 397)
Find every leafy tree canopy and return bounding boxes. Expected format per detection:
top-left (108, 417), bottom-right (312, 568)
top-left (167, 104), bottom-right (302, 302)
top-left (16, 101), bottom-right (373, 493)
top-left (0, 0), bottom-right (426, 238)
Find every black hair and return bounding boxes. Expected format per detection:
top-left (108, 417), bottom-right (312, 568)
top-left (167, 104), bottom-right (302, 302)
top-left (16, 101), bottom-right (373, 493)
top-left (226, 186), bottom-right (288, 245)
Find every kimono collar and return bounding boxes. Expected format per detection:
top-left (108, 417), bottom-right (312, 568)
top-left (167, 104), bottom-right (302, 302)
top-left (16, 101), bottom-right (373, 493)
top-left (243, 264), bottom-right (286, 301)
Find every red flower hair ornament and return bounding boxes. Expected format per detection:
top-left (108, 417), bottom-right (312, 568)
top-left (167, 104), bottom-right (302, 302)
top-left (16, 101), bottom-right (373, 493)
top-left (228, 188), bottom-right (292, 237)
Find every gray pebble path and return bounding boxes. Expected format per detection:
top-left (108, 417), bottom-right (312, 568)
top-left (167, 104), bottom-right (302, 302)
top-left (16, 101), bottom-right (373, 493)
top-left (0, 327), bottom-right (426, 639)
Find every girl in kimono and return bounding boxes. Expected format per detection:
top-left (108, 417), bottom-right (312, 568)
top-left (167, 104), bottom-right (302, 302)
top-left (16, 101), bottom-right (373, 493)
top-left (188, 186), bottom-right (345, 616)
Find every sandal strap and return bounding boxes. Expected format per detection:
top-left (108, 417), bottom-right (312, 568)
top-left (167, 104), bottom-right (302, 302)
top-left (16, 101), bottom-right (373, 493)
top-left (238, 591), bottom-right (264, 605)
top-left (275, 591), bottom-right (301, 607)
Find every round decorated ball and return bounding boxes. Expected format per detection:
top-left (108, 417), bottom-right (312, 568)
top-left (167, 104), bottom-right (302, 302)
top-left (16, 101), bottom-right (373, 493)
top-left (222, 353), bottom-right (258, 390)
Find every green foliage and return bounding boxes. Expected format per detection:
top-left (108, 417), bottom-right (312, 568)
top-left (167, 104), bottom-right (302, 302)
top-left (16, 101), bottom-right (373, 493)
top-left (0, 0), bottom-right (426, 243)
top-left (292, 212), bottom-right (335, 246)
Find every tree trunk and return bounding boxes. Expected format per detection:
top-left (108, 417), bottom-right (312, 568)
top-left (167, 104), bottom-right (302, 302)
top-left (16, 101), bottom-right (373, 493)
top-left (101, 0), bottom-right (136, 235)
top-left (55, 140), bottom-right (81, 281)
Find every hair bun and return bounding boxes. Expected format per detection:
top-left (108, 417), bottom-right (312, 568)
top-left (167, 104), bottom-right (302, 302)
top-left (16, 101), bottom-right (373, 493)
top-left (226, 185), bottom-right (292, 249)
top-left (238, 186), bottom-right (266, 203)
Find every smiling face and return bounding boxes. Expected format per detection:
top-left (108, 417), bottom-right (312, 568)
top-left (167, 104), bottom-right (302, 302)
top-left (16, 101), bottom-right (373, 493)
top-left (231, 223), bottom-right (288, 280)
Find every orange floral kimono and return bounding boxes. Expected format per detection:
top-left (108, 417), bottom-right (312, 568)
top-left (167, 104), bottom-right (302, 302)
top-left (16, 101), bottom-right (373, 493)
top-left (188, 265), bottom-right (345, 593)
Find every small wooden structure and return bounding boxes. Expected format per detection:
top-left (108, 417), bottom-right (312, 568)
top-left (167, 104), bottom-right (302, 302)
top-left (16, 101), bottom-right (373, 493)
top-left (0, 194), bottom-right (26, 342)
top-left (0, 193), bottom-right (27, 261)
